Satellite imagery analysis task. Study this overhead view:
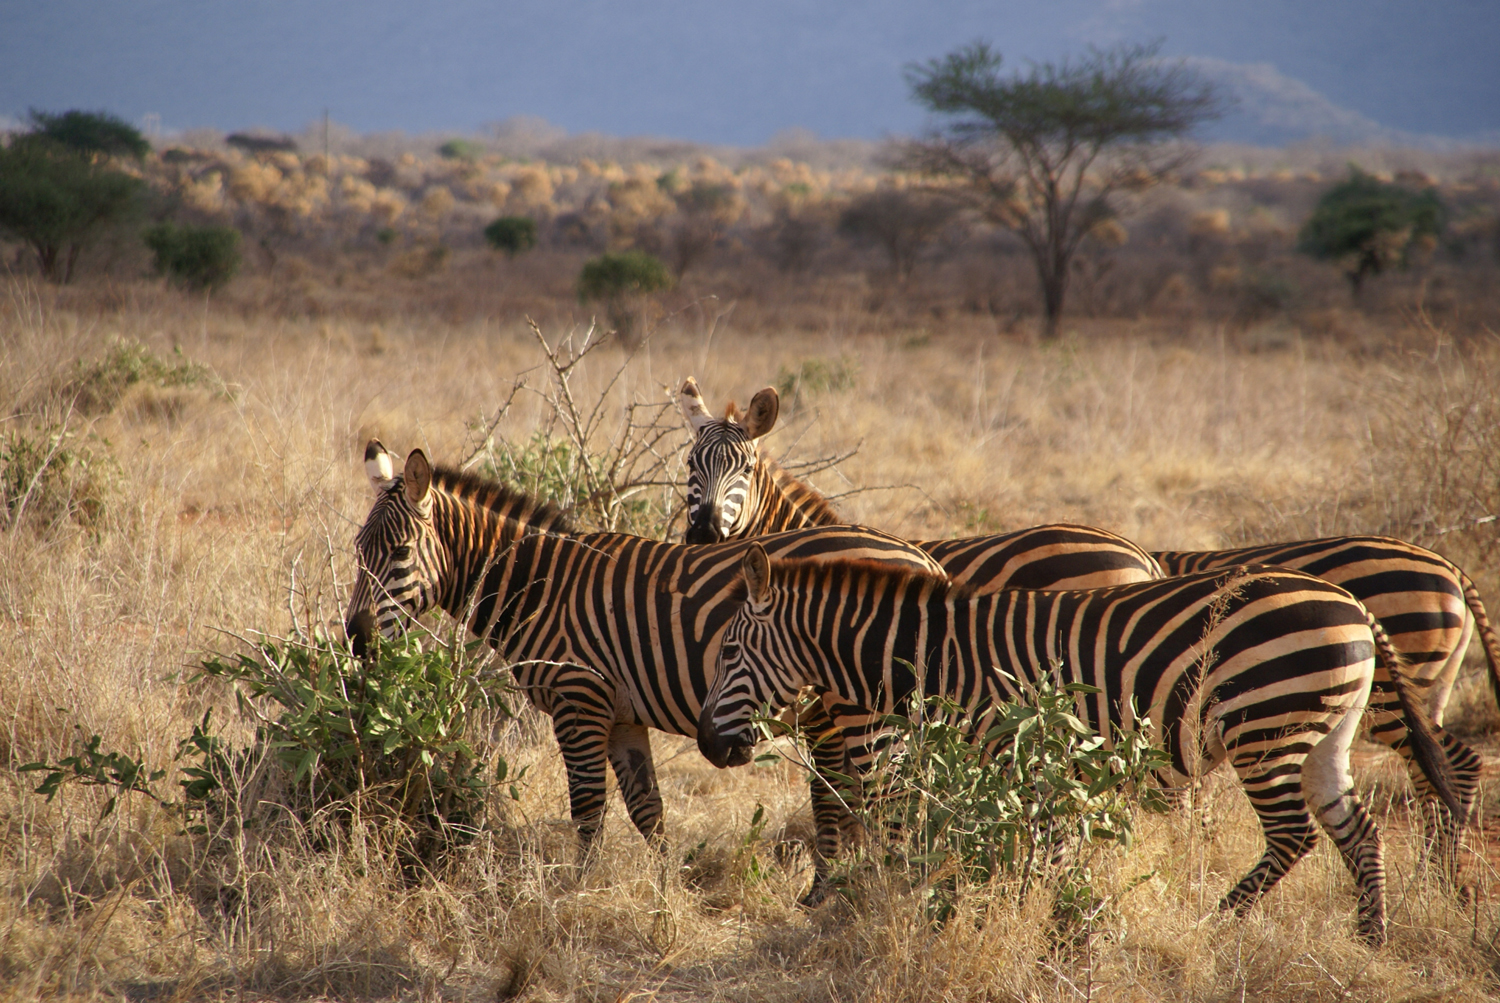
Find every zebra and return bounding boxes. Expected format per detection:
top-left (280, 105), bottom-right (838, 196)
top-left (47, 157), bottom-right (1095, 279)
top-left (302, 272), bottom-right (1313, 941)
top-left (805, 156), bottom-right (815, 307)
top-left (698, 546), bottom-right (1465, 945)
top-left (344, 439), bottom-right (947, 861)
top-left (681, 378), bottom-right (1494, 877)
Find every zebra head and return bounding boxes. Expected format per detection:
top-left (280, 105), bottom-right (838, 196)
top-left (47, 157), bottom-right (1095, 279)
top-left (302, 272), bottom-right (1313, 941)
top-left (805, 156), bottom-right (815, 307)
top-left (698, 543), bottom-right (810, 767)
top-left (345, 439), bottom-right (448, 657)
top-left (679, 377), bottom-right (779, 545)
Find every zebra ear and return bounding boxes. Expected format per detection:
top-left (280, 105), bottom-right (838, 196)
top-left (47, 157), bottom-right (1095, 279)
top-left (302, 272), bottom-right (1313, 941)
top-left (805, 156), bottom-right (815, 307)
top-left (742, 543), bottom-right (772, 603)
top-left (403, 449), bottom-right (432, 508)
top-left (365, 439), bottom-right (397, 493)
top-left (679, 377), bottom-right (715, 433)
top-left (742, 387), bottom-right (779, 439)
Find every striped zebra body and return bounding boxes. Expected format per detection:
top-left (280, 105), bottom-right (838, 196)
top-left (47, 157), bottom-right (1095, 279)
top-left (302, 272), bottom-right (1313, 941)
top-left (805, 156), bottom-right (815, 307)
top-left (345, 440), bottom-right (945, 858)
top-left (680, 377), bottom-right (1163, 896)
top-left (698, 548), bottom-right (1464, 944)
top-left (1157, 536), bottom-right (1498, 867)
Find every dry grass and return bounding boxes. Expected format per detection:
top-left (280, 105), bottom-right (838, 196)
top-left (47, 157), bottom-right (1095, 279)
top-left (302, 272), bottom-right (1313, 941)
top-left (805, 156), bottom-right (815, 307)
top-left (2, 275), bottom-right (1500, 1000)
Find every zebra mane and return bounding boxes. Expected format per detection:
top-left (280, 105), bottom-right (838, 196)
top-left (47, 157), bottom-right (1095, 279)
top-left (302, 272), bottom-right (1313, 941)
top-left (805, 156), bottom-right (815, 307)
top-left (759, 555), bottom-right (969, 600)
top-left (761, 456), bottom-right (844, 522)
top-left (428, 465), bottom-right (576, 534)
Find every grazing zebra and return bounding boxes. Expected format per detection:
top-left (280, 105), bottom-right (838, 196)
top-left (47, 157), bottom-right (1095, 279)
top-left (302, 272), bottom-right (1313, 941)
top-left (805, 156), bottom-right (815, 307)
top-left (698, 547), bottom-right (1464, 945)
top-left (1154, 538), bottom-right (1499, 868)
top-left (678, 378), bottom-right (1163, 592)
top-left (344, 440), bottom-right (946, 860)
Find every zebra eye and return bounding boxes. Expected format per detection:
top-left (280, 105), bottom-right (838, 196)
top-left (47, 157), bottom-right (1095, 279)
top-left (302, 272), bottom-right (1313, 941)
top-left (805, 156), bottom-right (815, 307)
top-left (390, 545), bottom-right (411, 562)
top-left (721, 642), bottom-right (741, 659)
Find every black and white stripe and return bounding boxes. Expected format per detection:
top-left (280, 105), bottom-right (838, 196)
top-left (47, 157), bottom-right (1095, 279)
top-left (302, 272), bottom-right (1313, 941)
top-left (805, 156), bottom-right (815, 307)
top-left (344, 439), bottom-right (946, 859)
top-left (698, 548), bottom-right (1464, 945)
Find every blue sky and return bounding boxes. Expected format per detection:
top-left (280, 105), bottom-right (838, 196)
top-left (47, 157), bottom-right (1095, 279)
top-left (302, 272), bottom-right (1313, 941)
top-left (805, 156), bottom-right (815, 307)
top-left (2, 1), bottom-right (1497, 146)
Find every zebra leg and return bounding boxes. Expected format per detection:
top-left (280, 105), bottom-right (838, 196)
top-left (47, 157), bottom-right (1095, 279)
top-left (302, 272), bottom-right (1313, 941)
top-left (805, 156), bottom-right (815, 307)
top-left (1218, 746), bottom-right (1322, 924)
top-left (550, 705), bottom-right (614, 864)
top-left (800, 699), bottom-right (862, 907)
top-left (608, 723), bottom-right (666, 851)
top-left (518, 660), bottom-right (622, 865)
top-left (1302, 703), bottom-right (1388, 946)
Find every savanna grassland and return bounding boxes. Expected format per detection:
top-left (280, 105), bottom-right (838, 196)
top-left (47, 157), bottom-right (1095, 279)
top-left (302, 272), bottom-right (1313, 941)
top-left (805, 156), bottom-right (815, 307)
top-left (3, 136), bottom-right (1500, 1001)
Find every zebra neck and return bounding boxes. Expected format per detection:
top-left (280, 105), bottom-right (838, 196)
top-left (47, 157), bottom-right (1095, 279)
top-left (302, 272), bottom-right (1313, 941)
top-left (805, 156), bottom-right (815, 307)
top-left (428, 489), bottom-right (559, 626)
top-left (823, 586), bottom-right (1024, 726)
top-left (760, 459), bottom-right (842, 532)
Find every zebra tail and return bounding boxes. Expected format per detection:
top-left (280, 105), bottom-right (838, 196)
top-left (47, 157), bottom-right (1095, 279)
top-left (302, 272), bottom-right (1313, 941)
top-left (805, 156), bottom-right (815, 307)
top-left (1372, 610), bottom-right (1464, 821)
top-left (1457, 568), bottom-right (1500, 707)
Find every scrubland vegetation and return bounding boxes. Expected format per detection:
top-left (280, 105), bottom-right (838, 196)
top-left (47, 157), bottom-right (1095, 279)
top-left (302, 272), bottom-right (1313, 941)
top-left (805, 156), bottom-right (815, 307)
top-left (2, 119), bottom-right (1500, 1000)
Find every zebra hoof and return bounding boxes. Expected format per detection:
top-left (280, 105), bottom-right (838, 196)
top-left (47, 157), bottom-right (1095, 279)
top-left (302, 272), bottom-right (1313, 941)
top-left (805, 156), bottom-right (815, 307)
top-left (799, 878), bottom-right (834, 909)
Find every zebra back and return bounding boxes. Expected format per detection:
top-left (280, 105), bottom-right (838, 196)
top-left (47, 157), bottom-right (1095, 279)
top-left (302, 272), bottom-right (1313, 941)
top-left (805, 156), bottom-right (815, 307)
top-left (1155, 535), bottom-right (1498, 722)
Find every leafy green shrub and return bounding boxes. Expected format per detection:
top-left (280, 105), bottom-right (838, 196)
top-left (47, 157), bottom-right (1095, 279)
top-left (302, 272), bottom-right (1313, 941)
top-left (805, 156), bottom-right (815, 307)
top-left (193, 632), bottom-right (520, 859)
top-left (577, 250), bottom-right (673, 302)
top-left (64, 337), bottom-right (217, 415)
top-left (484, 215), bottom-right (538, 256)
top-left (143, 222), bottom-right (242, 292)
top-left (1298, 167), bottom-right (1445, 297)
top-left (473, 428), bottom-right (662, 536)
top-left (27, 108), bottom-right (150, 160)
top-left (1, 425), bottom-right (116, 529)
top-left (226, 132), bottom-right (296, 155)
top-left (22, 632), bottom-right (523, 864)
top-left (762, 668), bottom-right (1167, 925)
top-left (438, 138), bottom-right (484, 161)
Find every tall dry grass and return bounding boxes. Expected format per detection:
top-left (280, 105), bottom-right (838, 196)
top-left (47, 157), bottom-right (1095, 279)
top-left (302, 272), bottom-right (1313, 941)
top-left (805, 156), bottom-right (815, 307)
top-left (1, 276), bottom-right (1499, 1000)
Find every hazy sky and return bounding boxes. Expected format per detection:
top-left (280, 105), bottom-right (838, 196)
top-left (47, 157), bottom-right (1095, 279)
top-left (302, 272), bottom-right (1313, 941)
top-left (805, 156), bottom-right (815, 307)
top-left (2, 1), bottom-right (1497, 145)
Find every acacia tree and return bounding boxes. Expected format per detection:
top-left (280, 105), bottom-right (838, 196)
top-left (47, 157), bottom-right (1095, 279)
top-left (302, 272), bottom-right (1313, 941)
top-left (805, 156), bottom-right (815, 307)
top-left (1298, 168), bottom-right (1444, 299)
top-left (0, 136), bottom-right (143, 282)
top-left (902, 42), bottom-right (1220, 338)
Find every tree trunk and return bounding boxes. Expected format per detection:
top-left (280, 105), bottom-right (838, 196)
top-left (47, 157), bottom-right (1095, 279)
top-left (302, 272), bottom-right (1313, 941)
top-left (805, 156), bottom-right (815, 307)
top-left (34, 243), bottom-right (59, 282)
top-left (1037, 252), bottom-right (1069, 340)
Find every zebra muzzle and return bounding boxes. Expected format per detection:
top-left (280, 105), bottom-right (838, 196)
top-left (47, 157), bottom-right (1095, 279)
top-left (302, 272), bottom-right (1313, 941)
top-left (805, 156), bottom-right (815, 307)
top-left (697, 705), bottom-right (755, 768)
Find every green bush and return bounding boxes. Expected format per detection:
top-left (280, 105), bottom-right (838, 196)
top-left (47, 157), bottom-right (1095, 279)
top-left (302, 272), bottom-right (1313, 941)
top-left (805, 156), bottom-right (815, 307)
top-left (576, 251), bottom-right (674, 345)
top-left (65, 337), bottom-right (218, 415)
top-left (23, 631), bottom-right (524, 864)
top-left (194, 632), bottom-right (518, 848)
top-left (774, 355), bottom-right (858, 410)
top-left (1298, 167), bottom-right (1444, 296)
top-left (576, 250), bottom-right (674, 302)
top-left (27, 108), bottom-right (150, 160)
top-left (472, 428), bottom-right (662, 536)
top-left (143, 222), bottom-right (242, 292)
top-left (483, 215), bottom-right (538, 256)
top-left (763, 668), bottom-right (1167, 925)
top-left (438, 138), bottom-right (484, 161)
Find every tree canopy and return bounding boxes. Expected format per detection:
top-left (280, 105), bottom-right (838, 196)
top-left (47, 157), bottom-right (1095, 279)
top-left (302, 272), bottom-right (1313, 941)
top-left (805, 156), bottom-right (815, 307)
top-left (484, 215), bottom-right (538, 256)
top-left (0, 136), bottom-right (144, 283)
top-left (903, 41), bottom-right (1221, 338)
top-left (27, 109), bottom-right (150, 160)
top-left (1298, 168), bottom-right (1444, 297)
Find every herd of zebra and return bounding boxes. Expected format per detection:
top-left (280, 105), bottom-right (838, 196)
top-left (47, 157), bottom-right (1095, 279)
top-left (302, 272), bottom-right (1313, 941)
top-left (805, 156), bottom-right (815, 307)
top-left (345, 376), bottom-right (1499, 946)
